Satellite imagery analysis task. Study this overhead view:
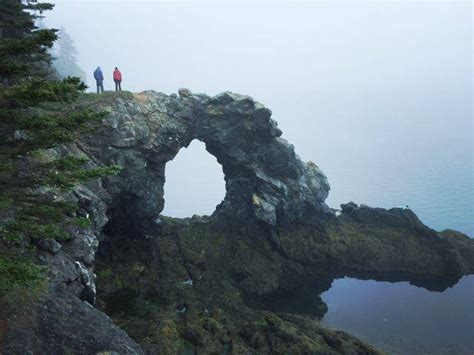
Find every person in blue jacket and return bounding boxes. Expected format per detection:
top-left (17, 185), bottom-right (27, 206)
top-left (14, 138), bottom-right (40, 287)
top-left (93, 66), bottom-right (104, 94)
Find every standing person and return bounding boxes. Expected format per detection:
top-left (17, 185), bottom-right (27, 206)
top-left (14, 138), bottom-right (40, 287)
top-left (113, 67), bottom-right (122, 92)
top-left (93, 66), bottom-right (104, 94)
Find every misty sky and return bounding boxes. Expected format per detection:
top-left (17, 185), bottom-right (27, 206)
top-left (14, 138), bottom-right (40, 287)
top-left (45, 1), bottom-right (473, 234)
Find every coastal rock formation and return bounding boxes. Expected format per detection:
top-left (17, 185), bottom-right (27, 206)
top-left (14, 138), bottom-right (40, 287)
top-left (1, 90), bottom-right (473, 354)
top-left (79, 90), bottom-right (331, 227)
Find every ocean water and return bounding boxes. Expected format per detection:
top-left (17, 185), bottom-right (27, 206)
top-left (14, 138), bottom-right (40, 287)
top-left (321, 276), bottom-right (474, 354)
top-left (323, 149), bottom-right (474, 238)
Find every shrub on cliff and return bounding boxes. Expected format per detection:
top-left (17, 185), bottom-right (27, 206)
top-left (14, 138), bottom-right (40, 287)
top-left (0, 2), bottom-right (119, 243)
top-left (0, 253), bottom-right (46, 298)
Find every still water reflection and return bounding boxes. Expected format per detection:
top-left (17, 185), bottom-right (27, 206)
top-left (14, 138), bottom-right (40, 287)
top-left (321, 275), bottom-right (474, 354)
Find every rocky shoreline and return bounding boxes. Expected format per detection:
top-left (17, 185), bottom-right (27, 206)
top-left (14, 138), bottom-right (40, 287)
top-left (1, 90), bottom-right (472, 354)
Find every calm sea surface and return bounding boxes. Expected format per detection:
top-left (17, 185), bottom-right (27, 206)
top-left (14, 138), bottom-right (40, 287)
top-left (321, 276), bottom-right (474, 354)
top-left (320, 151), bottom-right (474, 354)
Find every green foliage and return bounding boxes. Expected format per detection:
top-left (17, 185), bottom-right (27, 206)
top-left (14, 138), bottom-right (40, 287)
top-left (0, 252), bottom-right (46, 298)
top-left (74, 217), bottom-right (92, 228)
top-left (24, 2), bottom-right (54, 13)
top-left (11, 109), bottom-right (107, 152)
top-left (10, 76), bottom-right (87, 106)
top-left (1, 194), bottom-right (74, 240)
top-left (253, 319), bottom-right (269, 328)
top-left (37, 155), bottom-right (122, 191)
top-left (45, 157), bottom-right (122, 190)
top-left (0, 197), bottom-right (13, 211)
top-left (0, 1), bottom-right (120, 243)
top-left (5, 220), bottom-right (67, 241)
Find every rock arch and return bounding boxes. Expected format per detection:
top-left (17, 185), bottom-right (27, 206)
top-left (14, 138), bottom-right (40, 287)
top-left (82, 90), bottom-right (332, 227)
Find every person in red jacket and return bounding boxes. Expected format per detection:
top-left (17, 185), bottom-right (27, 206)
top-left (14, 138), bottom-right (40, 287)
top-left (113, 67), bottom-right (122, 92)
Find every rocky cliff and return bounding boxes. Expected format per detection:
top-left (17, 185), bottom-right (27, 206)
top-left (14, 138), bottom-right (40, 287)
top-left (1, 90), bottom-right (473, 354)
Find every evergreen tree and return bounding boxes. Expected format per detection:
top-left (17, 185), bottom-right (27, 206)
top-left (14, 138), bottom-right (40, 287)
top-left (53, 27), bottom-right (87, 84)
top-left (0, 0), bottom-right (119, 249)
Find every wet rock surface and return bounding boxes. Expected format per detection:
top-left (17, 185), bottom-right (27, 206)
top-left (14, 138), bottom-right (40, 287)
top-left (2, 90), bottom-right (473, 354)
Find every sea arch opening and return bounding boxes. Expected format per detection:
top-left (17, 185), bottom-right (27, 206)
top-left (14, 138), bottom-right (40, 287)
top-left (162, 139), bottom-right (226, 218)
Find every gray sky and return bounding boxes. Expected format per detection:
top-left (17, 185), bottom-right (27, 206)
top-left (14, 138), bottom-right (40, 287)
top-left (45, 2), bottom-right (473, 234)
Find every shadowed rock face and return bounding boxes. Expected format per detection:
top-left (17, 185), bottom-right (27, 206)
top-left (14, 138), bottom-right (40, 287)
top-left (2, 90), bottom-right (473, 354)
top-left (80, 90), bottom-right (332, 227)
top-left (0, 289), bottom-right (144, 354)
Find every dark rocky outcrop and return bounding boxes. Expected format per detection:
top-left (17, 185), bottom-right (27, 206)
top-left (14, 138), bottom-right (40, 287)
top-left (77, 90), bottom-right (331, 228)
top-left (1, 90), bottom-right (473, 354)
top-left (0, 289), bottom-right (143, 354)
